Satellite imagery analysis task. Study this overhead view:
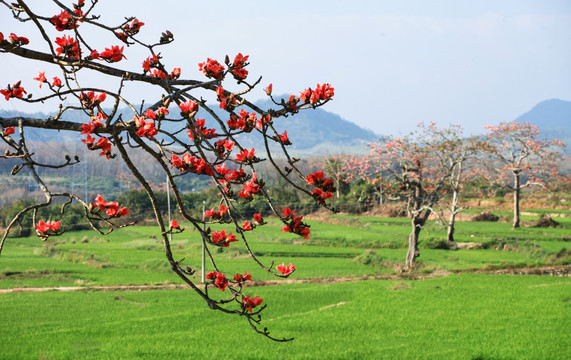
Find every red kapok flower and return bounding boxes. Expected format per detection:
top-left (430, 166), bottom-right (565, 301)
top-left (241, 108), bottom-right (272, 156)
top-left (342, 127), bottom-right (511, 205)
top-left (35, 220), bottom-right (61, 234)
top-left (243, 295), bottom-right (263, 312)
top-left (204, 204), bottom-right (229, 220)
top-left (99, 45), bottom-right (126, 63)
top-left (123, 18), bottom-right (145, 35)
top-left (230, 53), bottom-right (249, 80)
top-left (206, 271), bottom-right (228, 291)
top-left (233, 271), bottom-right (252, 282)
top-left (235, 148), bottom-right (256, 163)
top-left (52, 77), bottom-right (62, 88)
top-left (55, 35), bottom-right (80, 58)
top-left (253, 213), bottom-right (264, 225)
top-left (50, 10), bottom-right (81, 31)
top-left (179, 99), bottom-right (198, 117)
top-left (169, 220), bottom-right (180, 230)
top-left (33, 71), bottom-right (47, 88)
top-left (169, 67), bottom-right (181, 80)
top-left (3, 127), bottom-right (15, 135)
top-left (8, 33), bottom-right (29, 46)
top-left (198, 58), bottom-right (225, 79)
top-left (276, 262), bottom-right (296, 275)
top-left (142, 54), bottom-right (160, 72)
top-left (1, 81), bottom-right (27, 101)
top-left (242, 221), bottom-right (253, 231)
top-left (211, 230), bottom-right (238, 247)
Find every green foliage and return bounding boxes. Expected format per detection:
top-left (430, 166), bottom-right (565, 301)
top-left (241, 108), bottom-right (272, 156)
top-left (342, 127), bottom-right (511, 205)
top-left (0, 199), bottom-right (89, 237)
top-left (353, 249), bottom-right (384, 267)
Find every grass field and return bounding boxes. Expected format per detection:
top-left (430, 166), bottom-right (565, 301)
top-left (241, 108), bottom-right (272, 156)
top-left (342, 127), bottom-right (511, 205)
top-left (0, 274), bottom-right (569, 359)
top-left (1, 214), bottom-right (570, 359)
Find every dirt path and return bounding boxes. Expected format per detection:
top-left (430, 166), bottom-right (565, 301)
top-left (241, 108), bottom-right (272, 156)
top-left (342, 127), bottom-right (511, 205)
top-left (0, 265), bottom-right (568, 294)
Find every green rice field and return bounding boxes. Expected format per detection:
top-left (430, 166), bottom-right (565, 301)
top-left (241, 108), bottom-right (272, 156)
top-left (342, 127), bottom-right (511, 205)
top-left (0, 214), bottom-right (569, 359)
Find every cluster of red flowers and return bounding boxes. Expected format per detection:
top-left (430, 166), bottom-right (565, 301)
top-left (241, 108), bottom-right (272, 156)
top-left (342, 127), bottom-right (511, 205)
top-left (1, 81), bottom-right (26, 101)
top-left (198, 58), bottom-right (225, 80)
top-left (215, 164), bottom-right (247, 186)
top-left (276, 262), bottom-right (296, 276)
top-left (0, 32), bottom-right (30, 46)
top-left (91, 195), bottom-right (129, 218)
top-left (281, 207), bottom-right (310, 240)
top-left (133, 116), bottom-right (157, 138)
top-left (214, 138), bottom-right (234, 156)
top-left (81, 113), bottom-right (105, 135)
top-left (50, 8), bottom-right (83, 31)
top-left (235, 148), bottom-right (256, 163)
top-left (204, 204), bottom-right (230, 220)
top-left (238, 173), bottom-right (262, 200)
top-left (33, 71), bottom-right (63, 89)
top-left (216, 86), bottom-right (237, 111)
top-left (99, 45), bottom-right (126, 63)
top-left (148, 68), bottom-right (180, 80)
top-left (55, 35), bottom-right (80, 58)
top-left (82, 134), bottom-right (113, 159)
top-left (306, 171), bottom-right (335, 205)
top-left (233, 272), bottom-right (252, 283)
top-left (142, 54), bottom-right (160, 72)
top-left (299, 83), bottom-right (335, 105)
top-left (35, 220), bottom-right (61, 234)
top-left (187, 119), bottom-right (216, 142)
top-left (284, 95), bottom-right (300, 112)
top-left (211, 230), bottom-right (238, 247)
top-left (170, 153), bottom-right (214, 176)
top-left (179, 99), bottom-right (198, 117)
top-left (144, 107), bottom-right (169, 121)
top-left (242, 213), bottom-right (264, 231)
top-left (122, 18), bottom-right (144, 36)
top-left (227, 109), bottom-right (260, 132)
top-left (229, 53), bottom-right (249, 80)
top-left (79, 91), bottom-right (106, 110)
top-left (206, 271), bottom-right (228, 291)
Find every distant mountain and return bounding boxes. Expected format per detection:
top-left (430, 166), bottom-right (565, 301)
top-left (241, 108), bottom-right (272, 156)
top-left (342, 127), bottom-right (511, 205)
top-left (248, 97), bottom-right (378, 154)
top-left (0, 99), bottom-right (379, 155)
top-left (514, 98), bottom-right (571, 129)
top-left (513, 98), bottom-right (571, 151)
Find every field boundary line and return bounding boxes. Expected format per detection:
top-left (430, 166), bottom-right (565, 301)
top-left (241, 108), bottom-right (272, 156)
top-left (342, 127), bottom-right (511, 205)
top-left (0, 266), bottom-right (568, 294)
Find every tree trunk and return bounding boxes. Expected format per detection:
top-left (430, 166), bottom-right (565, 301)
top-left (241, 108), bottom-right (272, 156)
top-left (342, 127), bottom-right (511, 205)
top-left (403, 215), bottom-right (422, 272)
top-left (512, 172), bottom-right (520, 228)
top-left (446, 189), bottom-right (460, 243)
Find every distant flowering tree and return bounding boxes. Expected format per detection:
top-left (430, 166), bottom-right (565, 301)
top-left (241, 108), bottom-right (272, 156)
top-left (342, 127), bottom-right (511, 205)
top-left (355, 123), bottom-right (478, 270)
top-left (319, 154), bottom-right (351, 200)
top-left (483, 122), bottom-right (565, 228)
top-left (417, 122), bottom-right (485, 244)
top-left (0, 0), bottom-right (337, 340)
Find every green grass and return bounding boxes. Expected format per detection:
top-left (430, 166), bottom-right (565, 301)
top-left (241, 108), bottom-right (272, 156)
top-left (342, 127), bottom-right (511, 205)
top-left (0, 213), bottom-right (569, 359)
top-left (1, 215), bottom-right (569, 288)
top-left (0, 274), bottom-right (569, 359)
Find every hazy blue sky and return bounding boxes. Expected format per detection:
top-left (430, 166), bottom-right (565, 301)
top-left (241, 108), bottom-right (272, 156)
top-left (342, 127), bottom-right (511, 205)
top-left (1, 0), bottom-right (570, 135)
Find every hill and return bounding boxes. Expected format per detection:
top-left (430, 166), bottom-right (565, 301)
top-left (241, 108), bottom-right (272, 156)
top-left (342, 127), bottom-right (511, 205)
top-left (513, 98), bottom-right (571, 150)
top-left (0, 100), bottom-right (379, 155)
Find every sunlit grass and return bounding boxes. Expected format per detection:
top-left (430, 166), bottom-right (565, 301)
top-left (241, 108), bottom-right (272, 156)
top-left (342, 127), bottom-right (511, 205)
top-left (0, 274), bottom-right (568, 359)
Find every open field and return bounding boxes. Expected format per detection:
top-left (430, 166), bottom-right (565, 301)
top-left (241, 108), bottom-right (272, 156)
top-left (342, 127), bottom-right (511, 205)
top-left (0, 274), bottom-right (569, 359)
top-left (1, 213), bottom-right (570, 359)
top-left (1, 213), bottom-right (569, 288)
